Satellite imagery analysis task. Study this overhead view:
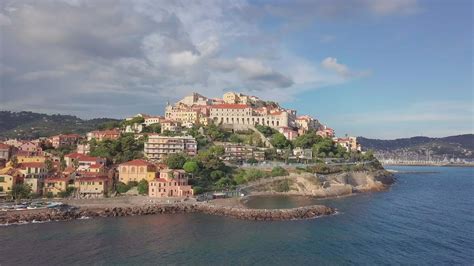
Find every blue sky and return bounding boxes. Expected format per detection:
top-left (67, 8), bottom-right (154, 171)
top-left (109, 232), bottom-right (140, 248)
top-left (0, 0), bottom-right (472, 138)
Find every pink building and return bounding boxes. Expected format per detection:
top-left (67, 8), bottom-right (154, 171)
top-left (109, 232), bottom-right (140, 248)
top-left (278, 127), bottom-right (298, 140)
top-left (149, 169), bottom-right (193, 198)
top-left (50, 134), bottom-right (82, 148)
top-left (19, 142), bottom-right (42, 152)
top-left (317, 126), bottom-right (335, 138)
top-left (64, 153), bottom-right (106, 168)
top-left (86, 129), bottom-right (121, 141)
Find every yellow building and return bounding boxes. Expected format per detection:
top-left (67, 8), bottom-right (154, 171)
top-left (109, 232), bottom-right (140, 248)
top-left (17, 155), bottom-right (46, 163)
top-left (0, 174), bottom-right (16, 197)
top-left (74, 177), bottom-right (108, 198)
top-left (43, 178), bottom-right (69, 196)
top-left (223, 92), bottom-right (239, 104)
top-left (118, 159), bottom-right (157, 183)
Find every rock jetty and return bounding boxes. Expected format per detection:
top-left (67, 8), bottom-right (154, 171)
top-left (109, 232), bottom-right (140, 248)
top-left (0, 203), bottom-right (335, 225)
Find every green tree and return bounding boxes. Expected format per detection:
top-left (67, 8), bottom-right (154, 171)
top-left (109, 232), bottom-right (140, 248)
top-left (215, 177), bottom-right (233, 188)
top-left (45, 159), bottom-right (54, 173)
top-left (313, 138), bottom-right (335, 158)
top-left (246, 157), bottom-right (258, 164)
top-left (60, 158), bottom-right (67, 171)
top-left (165, 153), bottom-right (187, 169)
top-left (229, 133), bottom-right (242, 143)
top-left (293, 132), bottom-right (321, 148)
top-left (143, 123), bottom-right (161, 133)
top-left (255, 125), bottom-right (277, 137)
top-left (10, 156), bottom-right (18, 168)
top-left (270, 133), bottom-right (291, 149)
top-left (183, 161), bottom-right (200, 174)
top-left (116, 182), bottom-right (130, 194)
top-left (10, 184), bottom-right (32, 200)
top-left (204, 124), bottom-right (230, 141)
top-left (58, 187), bottom-right (75, 198)
top-left (137, 179), bottom-right (149, 195)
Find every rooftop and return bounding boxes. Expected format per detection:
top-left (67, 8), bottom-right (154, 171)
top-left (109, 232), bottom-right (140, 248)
top-left (211, 104), bottom-right (249, 109)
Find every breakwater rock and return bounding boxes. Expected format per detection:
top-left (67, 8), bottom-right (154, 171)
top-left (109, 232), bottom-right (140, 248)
top-left (0, 203), bottom-right (335, 225)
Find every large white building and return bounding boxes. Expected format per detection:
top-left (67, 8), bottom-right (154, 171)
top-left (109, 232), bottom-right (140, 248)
top-left (144, 135), bottom-right (197, 161)
top-left (163, 91), bottom-right (325, 137)
top-left (209, 104), bottom-right (294, 128)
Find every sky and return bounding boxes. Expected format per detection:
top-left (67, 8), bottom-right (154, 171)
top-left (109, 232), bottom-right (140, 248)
top-left (0, 0), bottom-right (472, 139)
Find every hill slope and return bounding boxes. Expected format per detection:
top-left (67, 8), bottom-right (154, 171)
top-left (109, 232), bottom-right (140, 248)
top-left (0, 111), bottom-right (120, 139)
top-left (358, 134), bottom-right (474, 159)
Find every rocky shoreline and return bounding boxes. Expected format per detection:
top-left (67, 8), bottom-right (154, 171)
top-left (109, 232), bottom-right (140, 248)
top-left (0, 203), bottom-right (335, 225)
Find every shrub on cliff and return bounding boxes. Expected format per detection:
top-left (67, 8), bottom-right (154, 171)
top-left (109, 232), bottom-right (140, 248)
top-left (271, 166), bottom-right (289, 177)
top-left (165, 153), bottom-right (187, 169)
top-left (116, 182), bottom-right (130, 194)
top-left (275, 179), bottom-right (291, 192)
top-left (58, 187), bottom-right (75, 198)
top-left (137, 179), bottom-right (148, 195)
top-left (183, 161), bottom-right (200, 174)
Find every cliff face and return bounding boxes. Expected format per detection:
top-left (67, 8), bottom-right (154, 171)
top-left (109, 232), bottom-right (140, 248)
top-left (247, 170), bottom-right (394, 198)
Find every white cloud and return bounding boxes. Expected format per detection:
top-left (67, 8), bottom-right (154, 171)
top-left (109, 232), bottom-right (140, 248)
top-left (320, 57), bottom-right (371, 79)
top-left (0, 0), bottom-right (375, 118)
top-left (321, 57), bottom-right (350, 77)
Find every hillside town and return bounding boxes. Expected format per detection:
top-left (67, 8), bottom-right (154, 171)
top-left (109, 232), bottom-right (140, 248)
top-left (0, 92), bottom-right (364, 201)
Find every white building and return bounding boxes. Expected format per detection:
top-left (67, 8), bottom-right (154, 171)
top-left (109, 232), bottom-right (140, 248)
top-left (144, 135), bottom-right (197, 161)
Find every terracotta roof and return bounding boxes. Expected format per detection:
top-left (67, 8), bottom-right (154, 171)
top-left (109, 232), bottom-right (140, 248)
top-left (119, 159), bottom-right (153, 166)
top-left (75, 171), bottom-right (102, 177)
top-left (0, 143), bottom-right (10, 149)
top-left (89, 129), bottom-right (120, 135)
top-left (65, 153), bottom-right (83, 159)
top-left (19, 162), bottom-right (46, 168)
top-left (65, 153), bottom-right (103, 162)
top-left (63, 166), bottom-right (76, 172)
top-left (78, 155), bottom-right (103, 162)
top-left (45, 178), bottom-right (68, 182)
top-left (76, 176), bottom-right (108, 182)
top-left (60, 134), bottom-right (82, 138)
top-left (211, 104), bottom-right (249, 109)
top-left (89, 164), bottom-right (103, 169)
top-left (152, 178), bottom-right (168, 182)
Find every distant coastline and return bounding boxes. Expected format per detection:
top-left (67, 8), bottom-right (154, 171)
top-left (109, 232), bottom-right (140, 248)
top-left (382, 162), bottom-right (474, 167)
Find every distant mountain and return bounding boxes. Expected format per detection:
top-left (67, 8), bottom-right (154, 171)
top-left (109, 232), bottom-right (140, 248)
top-left (0, 111), bottom-right (120, 139)
top-left (358, 134), bottom-right (474, 159)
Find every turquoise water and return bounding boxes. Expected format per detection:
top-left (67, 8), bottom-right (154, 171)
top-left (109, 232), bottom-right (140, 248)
top-left (0, 166), bottom-right (473, 265)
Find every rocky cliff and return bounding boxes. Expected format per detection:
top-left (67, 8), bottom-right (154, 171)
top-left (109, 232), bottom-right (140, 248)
top-left (246, 170), bottom-right (394, 198)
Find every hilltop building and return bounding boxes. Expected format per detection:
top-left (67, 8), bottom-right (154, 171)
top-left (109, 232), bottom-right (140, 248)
top-left (87, 129), bottom-right (121, 141)
top-left (334, 137), bottom-right (361, 152)
top-left (163, 92), bottom-right (334, 140)
top-left (49, 134), bottom-right (82, 148)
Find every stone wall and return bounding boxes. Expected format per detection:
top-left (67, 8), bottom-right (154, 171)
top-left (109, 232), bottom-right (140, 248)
top-left (0, 203), bottom-right (335, 225)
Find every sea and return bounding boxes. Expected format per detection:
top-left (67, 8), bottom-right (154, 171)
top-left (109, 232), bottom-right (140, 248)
top-left (0, 166), bottom-right (473, 265)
